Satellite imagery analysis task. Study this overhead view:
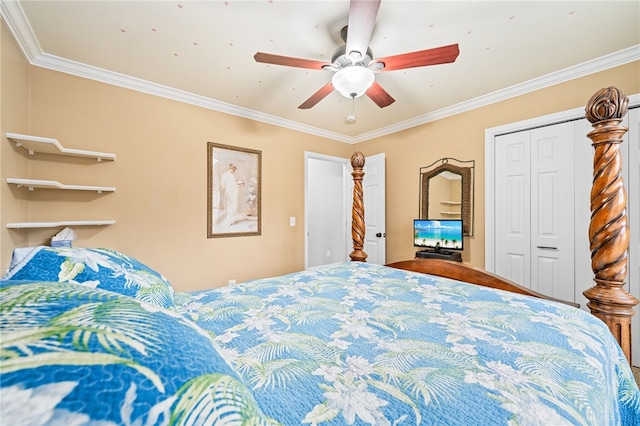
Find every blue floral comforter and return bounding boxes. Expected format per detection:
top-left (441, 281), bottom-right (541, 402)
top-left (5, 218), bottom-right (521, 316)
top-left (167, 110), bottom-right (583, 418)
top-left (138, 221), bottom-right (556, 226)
top-left (0, 280), bottom-right (277, 425)
top-left (1, 246), bottom-right (277, 425)
top-left (2, 248), bottom-right (639, 425)
top-left (175, 261), bottom-right (640, 426)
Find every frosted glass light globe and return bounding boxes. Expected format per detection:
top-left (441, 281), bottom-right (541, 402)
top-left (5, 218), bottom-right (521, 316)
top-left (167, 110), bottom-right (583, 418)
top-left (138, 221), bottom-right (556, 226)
top-left (332, 65), bottom-right (375, 99)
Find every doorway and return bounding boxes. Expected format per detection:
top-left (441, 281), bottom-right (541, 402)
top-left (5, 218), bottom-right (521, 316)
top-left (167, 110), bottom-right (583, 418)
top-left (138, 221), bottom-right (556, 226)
top-left (304, 153), bottom-right (350, 269)
top-left (305, 151), bottom-right (386, 268)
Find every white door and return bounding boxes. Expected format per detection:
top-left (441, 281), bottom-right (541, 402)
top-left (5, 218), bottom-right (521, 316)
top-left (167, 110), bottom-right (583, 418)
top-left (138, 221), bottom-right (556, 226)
top-left (530, 123), bottom-right (575, 301)
top-left (305, 153), bottom-right (349, 269)
top-left (363, 153), bottom-right (386, 265)
top-left (573, 118), bottom-right (595, 310)
top-left (627, 107), bottom-right (639, 366)
top-left (494, 122), bottom-right (575, 300)
top-left (495, 131), bottom-right (531, 286)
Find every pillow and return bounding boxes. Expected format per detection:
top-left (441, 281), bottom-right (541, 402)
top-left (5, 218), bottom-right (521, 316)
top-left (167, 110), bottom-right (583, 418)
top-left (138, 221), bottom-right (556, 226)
top-left (0, 280), bottom-right (278, 425)
top-left (3, 246), bottom-right (175, 309)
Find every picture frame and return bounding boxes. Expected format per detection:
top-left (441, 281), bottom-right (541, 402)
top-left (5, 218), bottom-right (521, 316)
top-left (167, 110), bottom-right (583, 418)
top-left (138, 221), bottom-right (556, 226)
top-left (207, 142), bottom-right (261, 238)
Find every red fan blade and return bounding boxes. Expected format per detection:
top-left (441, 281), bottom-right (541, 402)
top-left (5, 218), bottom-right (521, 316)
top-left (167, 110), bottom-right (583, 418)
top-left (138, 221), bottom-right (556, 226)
top-left (345, 0), bottom-right (381, 62)
top-left (298, 82), bottom-right (335, 109)
top-left (254, 52), bottom-right (331, 70)
top-left (366, 81), bottom-right (395, 108)
top-left (374, 43), bottom-right (460, 72)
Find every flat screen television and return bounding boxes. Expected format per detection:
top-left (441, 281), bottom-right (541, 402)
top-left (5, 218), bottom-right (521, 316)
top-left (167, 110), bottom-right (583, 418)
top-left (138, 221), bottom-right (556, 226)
top-left (414, 219), bottom-right (463, 251)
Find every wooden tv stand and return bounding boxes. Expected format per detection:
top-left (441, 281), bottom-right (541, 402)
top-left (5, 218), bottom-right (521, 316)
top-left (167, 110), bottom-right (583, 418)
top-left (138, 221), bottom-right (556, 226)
top-left (415, 249), bottom-right (462, 262)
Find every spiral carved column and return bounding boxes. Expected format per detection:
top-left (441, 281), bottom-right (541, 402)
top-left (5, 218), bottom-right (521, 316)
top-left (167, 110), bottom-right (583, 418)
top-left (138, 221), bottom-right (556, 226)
top-left (350, 152), bottom-right (368, 262)
top-left (583, 87), bottom-right (638, 365)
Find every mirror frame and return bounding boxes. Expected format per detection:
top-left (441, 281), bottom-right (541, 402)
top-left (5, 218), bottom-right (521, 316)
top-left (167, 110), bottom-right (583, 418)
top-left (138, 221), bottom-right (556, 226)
top-left (420, 158), bottom-right (475, 237)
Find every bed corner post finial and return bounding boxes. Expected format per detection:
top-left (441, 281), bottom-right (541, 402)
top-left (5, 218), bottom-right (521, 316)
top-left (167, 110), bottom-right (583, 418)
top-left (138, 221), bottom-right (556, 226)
top-left (584, 86), bottom-right (638, 364)
top-left (350, 151), bottom-right (367, 262)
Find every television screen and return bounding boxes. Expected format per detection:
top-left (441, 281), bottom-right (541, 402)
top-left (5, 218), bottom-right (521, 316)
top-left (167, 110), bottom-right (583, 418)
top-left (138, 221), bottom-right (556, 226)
top-left (414, 219), bottom-right (463, 251)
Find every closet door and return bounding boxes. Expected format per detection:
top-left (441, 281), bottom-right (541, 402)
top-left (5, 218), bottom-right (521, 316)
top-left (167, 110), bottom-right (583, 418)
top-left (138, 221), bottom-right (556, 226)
top-left (494, 122), bottom-right (575, 300)
top-left (529, 123), bottom-right (575, 301)
top-left (495, 131), bottom-right (531, 287)
top-left (573, 118), bottom-right (595, 310)
top-left (627, 107), bottom-right (639, 367)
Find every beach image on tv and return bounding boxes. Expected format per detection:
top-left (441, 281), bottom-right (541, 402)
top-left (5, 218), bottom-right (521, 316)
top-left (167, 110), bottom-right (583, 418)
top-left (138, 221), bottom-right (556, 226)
top-left (414, 220), bottom-right (463, 249)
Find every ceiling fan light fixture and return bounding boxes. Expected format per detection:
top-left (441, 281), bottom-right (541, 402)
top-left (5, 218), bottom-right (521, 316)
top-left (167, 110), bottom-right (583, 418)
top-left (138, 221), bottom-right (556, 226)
top-left (332, 65), bottom-right (375, 99)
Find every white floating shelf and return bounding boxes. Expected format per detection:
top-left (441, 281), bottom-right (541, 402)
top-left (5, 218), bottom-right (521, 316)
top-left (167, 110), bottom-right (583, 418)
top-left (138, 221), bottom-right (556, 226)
top-left (6, 220), bottom-right (116, 229)
top-left (6, 132), bottom-right (116, 161)
top-left (440, 211), bottom-right (462, 215)
top-left (7, 178), bottom-right (116, 193)
top-left (440, 201), bottom-right (462, 205)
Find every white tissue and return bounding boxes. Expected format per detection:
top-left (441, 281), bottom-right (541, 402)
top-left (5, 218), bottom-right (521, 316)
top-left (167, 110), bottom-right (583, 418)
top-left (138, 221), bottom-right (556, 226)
top-left (51, 227), bottom-right (76, 247)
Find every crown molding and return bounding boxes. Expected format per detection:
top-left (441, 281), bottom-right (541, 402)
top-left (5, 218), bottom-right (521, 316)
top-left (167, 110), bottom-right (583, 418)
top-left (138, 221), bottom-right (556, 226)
top-left (32, 53), bottom-right (355, 144)
top-left (0, 0), bottom-right (41, 61)
top-left (354, 45), bottom-right (640, 143)
top-left (2, 1), bottom-right (638, 144)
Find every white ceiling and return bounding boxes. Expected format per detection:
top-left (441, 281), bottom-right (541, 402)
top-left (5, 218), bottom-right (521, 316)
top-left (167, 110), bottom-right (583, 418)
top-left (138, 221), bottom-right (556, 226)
top-left (2, 0), bottom-right (639, 143)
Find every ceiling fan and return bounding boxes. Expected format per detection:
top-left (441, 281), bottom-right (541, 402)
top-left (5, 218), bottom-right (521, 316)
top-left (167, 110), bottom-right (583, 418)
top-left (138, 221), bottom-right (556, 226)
top-left (254, 0), bottom-right (459, 109)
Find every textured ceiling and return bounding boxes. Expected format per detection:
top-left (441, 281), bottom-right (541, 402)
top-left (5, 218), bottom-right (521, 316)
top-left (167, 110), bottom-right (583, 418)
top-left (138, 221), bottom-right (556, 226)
top-left (2, 0), bottom-right (639, 143)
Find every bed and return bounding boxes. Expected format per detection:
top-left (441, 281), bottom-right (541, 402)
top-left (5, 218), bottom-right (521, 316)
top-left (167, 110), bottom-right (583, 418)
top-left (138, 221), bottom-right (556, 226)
top-left (1, 87), bottom-right (638, 425)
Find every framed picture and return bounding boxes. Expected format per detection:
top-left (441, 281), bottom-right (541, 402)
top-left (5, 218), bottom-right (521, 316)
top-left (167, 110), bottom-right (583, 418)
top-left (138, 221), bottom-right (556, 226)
top-left (207, 142), bottom-right (261, 238)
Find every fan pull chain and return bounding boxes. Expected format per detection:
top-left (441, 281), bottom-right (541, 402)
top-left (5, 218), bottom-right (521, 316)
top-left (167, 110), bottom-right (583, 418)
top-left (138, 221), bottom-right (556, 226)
top-left (345, 98), bottom-right (357, 123)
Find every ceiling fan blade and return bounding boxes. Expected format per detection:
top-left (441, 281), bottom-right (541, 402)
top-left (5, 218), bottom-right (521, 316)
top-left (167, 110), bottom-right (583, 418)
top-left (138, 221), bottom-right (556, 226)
top-left (345, 0), bottom-right (381, 62)
top-left (375, 43), bottom-right (460, 72)
top-left (366, 81), bottom-right (395, 108)
top-left (254, 52), bottom-right (331, 70)
top-left (298, 82), bottom-right (335, 109)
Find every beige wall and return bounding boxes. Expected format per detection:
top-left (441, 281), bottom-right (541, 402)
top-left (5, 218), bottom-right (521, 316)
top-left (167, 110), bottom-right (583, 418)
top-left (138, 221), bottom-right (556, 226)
top-left (2, 21), bottom-right (638, 291)
top-left (21, 67), bottom-right (354, 291)
top-left (0, 21), bottom-right (353, 290)
top-left (1, 20), bottom-right (30, 271)
top-left (355, 61), bottom-right (640, 266)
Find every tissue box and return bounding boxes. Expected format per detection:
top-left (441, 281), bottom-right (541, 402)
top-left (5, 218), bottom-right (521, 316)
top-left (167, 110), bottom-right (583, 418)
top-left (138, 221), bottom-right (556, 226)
top-left (50, 227), bottom-right (76, 247)
top-left (51, 239), bottom-right (73, 248)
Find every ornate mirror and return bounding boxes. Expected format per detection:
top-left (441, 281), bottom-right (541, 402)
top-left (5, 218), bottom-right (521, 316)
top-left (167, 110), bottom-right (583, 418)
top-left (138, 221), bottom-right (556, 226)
top-left (420, 158), bottom-right (475, 236)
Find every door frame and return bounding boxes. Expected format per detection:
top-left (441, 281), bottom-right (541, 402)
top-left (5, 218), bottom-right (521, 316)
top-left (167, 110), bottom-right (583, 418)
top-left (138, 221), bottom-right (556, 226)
top-left (629, 106), bottom-right (640, 367)
top-left (304, 152), bottom-right (351, 269)
top-left (304, 151), bottom-right (387, 268)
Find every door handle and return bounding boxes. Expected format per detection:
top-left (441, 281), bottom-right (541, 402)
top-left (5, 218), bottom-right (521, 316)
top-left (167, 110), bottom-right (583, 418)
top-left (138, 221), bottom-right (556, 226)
top-left (376, 232), bottom-right (386, 238)
top-left (537, 246), bottom-right (558, 250)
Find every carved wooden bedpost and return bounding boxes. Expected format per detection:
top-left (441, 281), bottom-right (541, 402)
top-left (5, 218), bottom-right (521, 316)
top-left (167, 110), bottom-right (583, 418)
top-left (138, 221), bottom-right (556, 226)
top-left (583, 87), bottom-right (638, 365)
top-left (350, 152), bottom-right (367, 262)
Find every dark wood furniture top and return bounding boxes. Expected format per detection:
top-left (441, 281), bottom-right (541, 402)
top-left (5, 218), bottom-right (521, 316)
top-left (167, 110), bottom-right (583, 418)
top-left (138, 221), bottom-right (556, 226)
top-left (386, 258), bottom-right (579, 308)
